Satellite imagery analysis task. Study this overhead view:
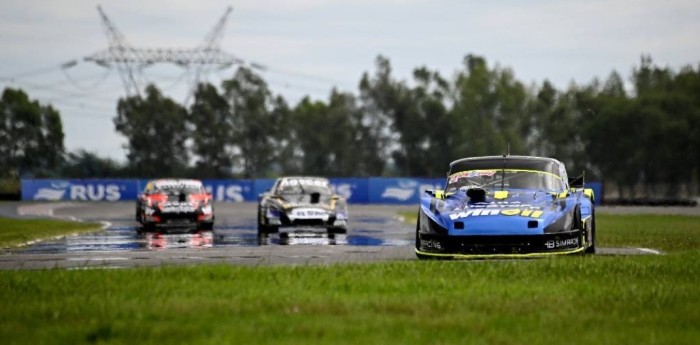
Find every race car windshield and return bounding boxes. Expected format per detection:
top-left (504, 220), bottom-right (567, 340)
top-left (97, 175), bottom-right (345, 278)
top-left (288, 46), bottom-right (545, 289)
top-left (158, 186), bottom-right (203, 194)
top-left (276, 178), bottom-right (332, 196)
top-left (152, 183), bottom-right (205, 195)
top-left (446, 169), bottom-right (565, 193)
top-left (277, 184), bottom-right (332, 195)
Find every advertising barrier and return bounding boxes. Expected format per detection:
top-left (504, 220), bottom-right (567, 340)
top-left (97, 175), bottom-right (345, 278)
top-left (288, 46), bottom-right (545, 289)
top-left (21, 179), bottom-right (139, 202)
top-left (21, 178), bottom-right (602, 205)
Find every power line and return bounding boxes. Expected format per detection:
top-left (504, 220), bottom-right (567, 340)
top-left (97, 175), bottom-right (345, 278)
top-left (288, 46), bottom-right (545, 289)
top-left (250, 62), bottom-right (354, 89)
top-left (2, 78), bottom-right (121, 105)
top-left (0, 60), bottom-right (78, 81)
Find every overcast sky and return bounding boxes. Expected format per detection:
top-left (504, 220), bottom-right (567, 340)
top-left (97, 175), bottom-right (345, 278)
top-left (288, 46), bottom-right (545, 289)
top-left (1, 0), bottom-right (698, 162)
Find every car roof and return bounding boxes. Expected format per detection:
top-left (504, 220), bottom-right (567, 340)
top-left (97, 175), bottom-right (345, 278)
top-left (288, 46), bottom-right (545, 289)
top-left (151, 179), bottom-right (203, 189)
top-left (277, 176), bottom-right (330, 184)
top-left (449, 156), bottom-right (565, 177)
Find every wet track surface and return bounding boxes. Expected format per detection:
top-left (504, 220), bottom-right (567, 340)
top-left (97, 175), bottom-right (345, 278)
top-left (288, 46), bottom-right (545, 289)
top-left (12, 202), bottom-right (414, 253)
top-left (0, 202), bottom-right (418, 269)
top-left (0, 202), bottom-right (675, 270)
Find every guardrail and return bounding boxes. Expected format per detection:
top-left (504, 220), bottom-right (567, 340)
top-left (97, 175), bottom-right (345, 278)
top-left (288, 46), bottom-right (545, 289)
top-left (20, 178), bottom-right (603, 205)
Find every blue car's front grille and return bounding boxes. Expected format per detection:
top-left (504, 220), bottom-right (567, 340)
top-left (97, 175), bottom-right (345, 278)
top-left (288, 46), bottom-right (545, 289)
top-left (418, 230), bottom-right (583, 255)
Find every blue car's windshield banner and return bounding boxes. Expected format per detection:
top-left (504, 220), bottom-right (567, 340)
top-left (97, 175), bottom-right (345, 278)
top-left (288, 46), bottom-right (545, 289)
top-left (21, 178), bottom-right (602, 205)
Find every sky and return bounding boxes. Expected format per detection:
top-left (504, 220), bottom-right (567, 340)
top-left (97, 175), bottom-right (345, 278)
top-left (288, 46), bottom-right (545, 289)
top-left (1, 0), bottom-right (699, 162)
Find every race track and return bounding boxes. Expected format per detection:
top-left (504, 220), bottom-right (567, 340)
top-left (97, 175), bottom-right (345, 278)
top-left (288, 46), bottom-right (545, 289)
top-left (0, 202), bottom-right (670, 270)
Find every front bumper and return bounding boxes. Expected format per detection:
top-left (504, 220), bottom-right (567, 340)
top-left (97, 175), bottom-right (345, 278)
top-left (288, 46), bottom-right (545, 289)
top-left (143, 211), bottom-right (214, 228)
top-left (416, 229), bottom-right (586, 259)
top-left (265, 207), bottom-right (347, 229)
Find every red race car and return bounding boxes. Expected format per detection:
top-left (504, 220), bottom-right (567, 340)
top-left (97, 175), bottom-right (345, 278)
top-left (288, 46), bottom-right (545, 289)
top-left (135, 179), bottom-right (214, 232)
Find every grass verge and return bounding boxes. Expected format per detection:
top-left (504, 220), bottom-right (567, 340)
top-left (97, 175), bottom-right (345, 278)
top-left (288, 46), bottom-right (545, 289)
top-left (0, 216), bottom-right (102, 248)
top-left (1, 214), bottom-right (699, 344)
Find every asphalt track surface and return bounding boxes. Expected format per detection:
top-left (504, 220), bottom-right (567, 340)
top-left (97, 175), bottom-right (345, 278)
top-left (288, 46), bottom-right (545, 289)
top-left (0, 202), bottom-right (682, 270)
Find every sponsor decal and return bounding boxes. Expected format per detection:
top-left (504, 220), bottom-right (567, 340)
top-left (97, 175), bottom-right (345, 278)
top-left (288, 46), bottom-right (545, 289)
top-left (449, 209), bottom-right (544, 220)
top-left (33, 182), bottom-right (123, 201)
top-left (153, 180), bottom-right (202, 189)
top-left (280, 178), bottom-right (328, 187)
top-left (71, 184), bottom-right (122, 201)
top-left (448, 170), bottom-right (497, 183)
top-left (420, 239), bottom-right (443, 250)
top-left (381, 180), bottom-right (420, 201)
top-left (544, 238), bottom-right (579, 249)
top-left (205, 185), bottom-right (244, 202)
top-left (160, 202), bottom-right (197, 213)
top-left (289, 208), bottom-right (329, 220)
top-left (33, 182), bottom-right (70, 200)
top-left (382, 187), bottom-right (414, 201)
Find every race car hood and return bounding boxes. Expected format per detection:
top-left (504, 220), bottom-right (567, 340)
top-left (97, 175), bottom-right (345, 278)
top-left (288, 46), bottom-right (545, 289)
top-left (276, 194), bottom-right (334, 211)
top-left (421, 189), bottom-right (579, 236)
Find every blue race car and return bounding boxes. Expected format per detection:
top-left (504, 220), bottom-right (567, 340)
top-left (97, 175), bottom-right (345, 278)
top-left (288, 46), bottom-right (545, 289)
top-left (416, 155), bottom-right (596, 259)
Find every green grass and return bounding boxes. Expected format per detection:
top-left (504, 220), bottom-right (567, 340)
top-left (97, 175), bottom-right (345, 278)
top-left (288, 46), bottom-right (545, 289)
top-left (596, 214), bottom-right (700, 252)
top-left (1, 214), bottom-right (699, 344)
top-left (0, 216), bottom-right (101, 248)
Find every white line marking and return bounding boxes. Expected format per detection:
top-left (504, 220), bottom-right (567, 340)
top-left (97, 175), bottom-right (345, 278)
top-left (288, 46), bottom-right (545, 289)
top-left (637, 247), bottom-right (662, 255)
top-left (66, 257), bottom-right (130, 261)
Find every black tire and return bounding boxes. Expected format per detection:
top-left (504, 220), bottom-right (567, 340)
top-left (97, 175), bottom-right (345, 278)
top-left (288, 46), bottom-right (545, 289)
top-left (257, 207), bottom-right (278, 235)
top-left (327, 227), bottom-right (347, 234)
top-left (415, 210), bottom-right (430, 260)
top-left (572, 205), bottom-right (582, 231)
top-left (141, 222), bottom-right (155, 233)
top-left (585, 210), bottom-right (597, 254)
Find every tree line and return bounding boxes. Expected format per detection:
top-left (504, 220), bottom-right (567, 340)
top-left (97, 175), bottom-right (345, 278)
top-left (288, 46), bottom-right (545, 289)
top-left (2, 54), bottom-right (699, 198)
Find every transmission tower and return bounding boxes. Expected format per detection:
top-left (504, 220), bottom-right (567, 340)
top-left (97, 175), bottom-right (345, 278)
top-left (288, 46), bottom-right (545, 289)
top-left (85, 6), bottom-right (242, 101)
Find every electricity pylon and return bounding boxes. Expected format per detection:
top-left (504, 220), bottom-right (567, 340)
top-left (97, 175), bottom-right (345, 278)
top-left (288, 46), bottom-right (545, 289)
top-left (85, 6), bottom-right (241, 101)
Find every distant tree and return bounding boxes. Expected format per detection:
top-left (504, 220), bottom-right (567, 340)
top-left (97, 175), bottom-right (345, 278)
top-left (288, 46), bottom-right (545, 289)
top-left (61, 150), bottom-right (125, 178)
top-left (629, 58), bottom-right (696, 196)
top-left (357, 56), bottom-right (410, 176)
top-left (347, 92), bottom-right (390, 177)
top-left (114, 84), bottom-right (189, 177)
top-left (289, 90), bottom-right (359, 176)
top-left (584, 84), bottom-right (638, 197)
top-left (0, 88), bottom-right (64, 177)
top-left (451, 55), bottom-right (530, 158)
top-left (222, 67), bottom-right (288, 178)
top-left (533, 81), bottom-right (594, 176)
top-left (188, 83), bottom-right (234, 178)
top-left (674, 64), bottom-right (700, 194)
top-left (410, 67), bottom-right (453, 176)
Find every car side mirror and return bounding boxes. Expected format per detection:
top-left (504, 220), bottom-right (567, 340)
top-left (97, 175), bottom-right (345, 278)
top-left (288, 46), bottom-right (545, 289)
top-left (568, 174), bottom-right (584, 188)
top-left (424, 189), bottom-right (445, 199)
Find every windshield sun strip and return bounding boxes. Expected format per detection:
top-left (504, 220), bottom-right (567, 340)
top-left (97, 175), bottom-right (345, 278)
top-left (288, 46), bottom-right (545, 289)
top-left (449, 169), bottom-right (563, 181)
